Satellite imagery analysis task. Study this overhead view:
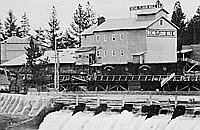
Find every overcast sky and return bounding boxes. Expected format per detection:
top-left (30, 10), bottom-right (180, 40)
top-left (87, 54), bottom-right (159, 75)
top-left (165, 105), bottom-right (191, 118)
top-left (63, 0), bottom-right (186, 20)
top-left (0, 0), bottom-right (199, 33)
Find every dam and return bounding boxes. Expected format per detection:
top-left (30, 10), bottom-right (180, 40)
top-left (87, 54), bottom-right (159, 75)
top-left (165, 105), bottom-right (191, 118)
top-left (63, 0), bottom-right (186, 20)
top-left (1, 91), bottom-right (200, 130)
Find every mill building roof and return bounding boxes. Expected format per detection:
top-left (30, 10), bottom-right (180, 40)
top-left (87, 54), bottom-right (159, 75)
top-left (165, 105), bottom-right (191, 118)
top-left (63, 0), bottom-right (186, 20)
top-left (82, 16), bottom-right (178, 35)
top-left (136, 8), bottom-right (169, 15)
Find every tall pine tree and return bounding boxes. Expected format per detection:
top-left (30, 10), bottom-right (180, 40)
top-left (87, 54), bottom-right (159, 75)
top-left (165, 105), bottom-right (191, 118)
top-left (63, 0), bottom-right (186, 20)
top-left (4, 9), bottom-right (18, 38)
top-left (185, 6), bottom-right (200, 44)
top-left (69, 1), bottom-right (96, 47)
top-left (61, 30), bottom-right (79, 48)
top-left (171, 1), bottom-right (186, 50)
top-left (20, 12), bottom-right (30, 37)
top-left (47, 6), bottom-right (62, 49)
top-left (24, 37), bottom-right (49, 88)
top-left (0, 19), bottom-right (4, 41)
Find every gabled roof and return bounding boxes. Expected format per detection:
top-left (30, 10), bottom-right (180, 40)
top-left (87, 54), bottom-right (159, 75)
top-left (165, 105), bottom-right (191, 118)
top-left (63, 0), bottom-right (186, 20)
top-left (1, 49), bottom-right (77, 66)
top-left (136, 8), bottom-right (169, 15)
top-left (1, 36), bottom-right (30, 44)
top-left (147, 16), bottom-right (179, 29)
top-left (0, 36), bottom-right (49, 48)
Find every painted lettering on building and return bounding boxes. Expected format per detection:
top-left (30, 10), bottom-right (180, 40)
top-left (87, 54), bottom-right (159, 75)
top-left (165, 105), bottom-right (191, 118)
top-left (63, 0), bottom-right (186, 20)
top-left (129, 2), bottom-right (163, 11)
top-left (147, 29), bottom-right (176, 37)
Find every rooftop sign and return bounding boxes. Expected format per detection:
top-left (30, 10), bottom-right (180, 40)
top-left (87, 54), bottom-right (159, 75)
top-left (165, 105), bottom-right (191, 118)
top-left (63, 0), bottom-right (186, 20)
top-left (147, 29), bottom-right (176, 38)
top-left (130, 5), bottom-right (158, 11)
top-left (130, 0), bottom-right (163, 11)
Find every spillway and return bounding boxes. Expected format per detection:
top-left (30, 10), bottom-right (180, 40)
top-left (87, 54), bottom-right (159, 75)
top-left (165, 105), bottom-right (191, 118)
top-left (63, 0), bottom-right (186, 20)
top-left (0, 93), bottom-right (54, 129)
top-left (38, 110), bottom-right (200, 130)
top-left (0, 93), bottom-right (50, 117)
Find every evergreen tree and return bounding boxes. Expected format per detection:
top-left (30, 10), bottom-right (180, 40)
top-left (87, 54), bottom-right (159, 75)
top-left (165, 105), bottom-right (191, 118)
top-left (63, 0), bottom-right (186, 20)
top-left (35, 27), bottom-right (46, 42)
top-left (61, 30), bottom-right (79, 48)
top-left (24, 36), bottom-right (49, 88)
top-left (0, 19), bottom-right (4, 41)
top-left (4, 9), bottom-right (18, 37)
top-left (69, 1), bottom-right (96, 47)
top-left (20, 12), bottom-right (30, 37)
top-left (185, 6), bottom-right (200, 44)
top-left (47, 6), bottom-right (62, 49)
top-left (171, 1), bottom-right (186, 50)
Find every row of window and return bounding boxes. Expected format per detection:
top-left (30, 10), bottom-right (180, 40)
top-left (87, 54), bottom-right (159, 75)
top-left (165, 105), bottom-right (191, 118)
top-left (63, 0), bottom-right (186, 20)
top-left (96, 50), bottom-right (125, 57)
top-left (96, 33), bottom-right (124, 42)
top-left (95, 20), bottom-right (164, 42)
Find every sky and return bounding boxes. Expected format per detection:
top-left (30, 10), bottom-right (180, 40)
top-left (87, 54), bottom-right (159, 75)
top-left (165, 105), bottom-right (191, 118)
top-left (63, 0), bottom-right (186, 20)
top-left (0, 0), bottom-right (199, 33)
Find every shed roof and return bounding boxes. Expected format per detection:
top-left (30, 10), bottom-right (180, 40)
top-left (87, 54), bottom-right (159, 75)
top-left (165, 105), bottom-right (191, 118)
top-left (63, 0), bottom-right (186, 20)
top-left (75, 47), bottom-right (95, 53)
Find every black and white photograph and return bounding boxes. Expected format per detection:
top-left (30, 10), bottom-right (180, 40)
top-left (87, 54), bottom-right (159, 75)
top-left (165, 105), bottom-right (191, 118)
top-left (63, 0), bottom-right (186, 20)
top-left (0, 0), bottom-right (200, 129)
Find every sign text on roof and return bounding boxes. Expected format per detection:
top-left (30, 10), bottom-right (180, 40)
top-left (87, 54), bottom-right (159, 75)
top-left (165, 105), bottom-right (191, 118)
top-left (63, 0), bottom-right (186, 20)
top-left (130, 1), bottom-right (163, 11)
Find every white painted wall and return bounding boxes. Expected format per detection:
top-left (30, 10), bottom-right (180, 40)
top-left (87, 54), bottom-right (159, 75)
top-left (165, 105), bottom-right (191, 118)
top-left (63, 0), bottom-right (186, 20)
top-left (145, 17), bottom-right (177, 63)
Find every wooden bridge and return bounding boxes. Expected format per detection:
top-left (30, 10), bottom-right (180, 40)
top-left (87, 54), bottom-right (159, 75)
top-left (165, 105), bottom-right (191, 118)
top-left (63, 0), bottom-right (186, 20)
top-left (52, 91), bottom-right (200, 111)
top-left (55, 74), bottom-right (200, 92)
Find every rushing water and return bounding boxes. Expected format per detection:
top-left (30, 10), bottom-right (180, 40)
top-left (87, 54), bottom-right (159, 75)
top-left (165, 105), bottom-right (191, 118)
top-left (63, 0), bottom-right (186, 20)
top-left (38, 110), bottom-right (200, 130)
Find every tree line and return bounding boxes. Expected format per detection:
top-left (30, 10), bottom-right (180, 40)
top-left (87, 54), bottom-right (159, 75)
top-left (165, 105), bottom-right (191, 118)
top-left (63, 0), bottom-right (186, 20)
top-left (1, 1), bottom-right (200, 51)
top-left (171, 1), bottom-right (200, 51)
top-left (0, 2), bottom-right (97, 91)
top-left (0, 1), bottom-right (97, 49)
top-left (2, 1), bottom-right (200, 91)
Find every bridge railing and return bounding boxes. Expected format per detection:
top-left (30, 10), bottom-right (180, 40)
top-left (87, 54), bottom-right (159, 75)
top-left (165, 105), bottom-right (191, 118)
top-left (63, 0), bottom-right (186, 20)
top-left (92, 75), bottom-right (200, 82)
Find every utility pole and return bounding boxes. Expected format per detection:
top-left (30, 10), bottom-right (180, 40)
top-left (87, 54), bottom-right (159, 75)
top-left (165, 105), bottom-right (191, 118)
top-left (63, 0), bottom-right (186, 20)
top-left (53, 27), bottom-right (59, 90)
top-left (54, 36), bottom-right (57, 89)
top-left (193, 20), bottom-right (196, 43)
top-left (54, 38), bottom-right (59, 90)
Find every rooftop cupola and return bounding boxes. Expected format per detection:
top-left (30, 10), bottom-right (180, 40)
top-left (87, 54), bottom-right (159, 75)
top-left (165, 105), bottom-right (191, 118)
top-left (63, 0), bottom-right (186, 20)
top-left (129, 0), bottom-right (168, 21)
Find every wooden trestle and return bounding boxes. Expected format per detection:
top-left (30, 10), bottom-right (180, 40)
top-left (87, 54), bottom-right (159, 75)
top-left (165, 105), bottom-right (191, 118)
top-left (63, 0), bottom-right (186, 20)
top-left (57, 74), bottom-right (200, 92)
top-left (92, 75), bottom-right (200, 82)
top-left (57, 74), bottom-right (200, 82)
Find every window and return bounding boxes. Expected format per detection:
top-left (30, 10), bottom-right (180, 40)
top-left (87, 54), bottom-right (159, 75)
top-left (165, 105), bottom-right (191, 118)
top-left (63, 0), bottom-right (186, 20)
top-left (104, 35), bottom-right (107, 41)
top-left (96, 50), bottom-right (100, 57)
top-left (120, 34), bottom-right (124, 40)
top-left (112, 50), bottom-right (116, 56)
top-left (160, 19), bottom-right (163, 25)
top-left (104, 50), bottom-right (107, 57)
top-left (96, 35), bottom-right (100, 42)
top-left (121, 50), bottom-right (124, 56)
top-left (112, 34), bottom-right (116, 41)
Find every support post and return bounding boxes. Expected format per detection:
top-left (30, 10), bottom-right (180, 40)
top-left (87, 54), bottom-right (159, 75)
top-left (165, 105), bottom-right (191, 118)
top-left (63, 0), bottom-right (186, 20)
top-left (76, 94), bottom-right (79, 106)
top-left (175, 95), bottom-right (178, 107)
top-left (97, 95), bottom-right (100, 106)
top-left (122, 95), bottom-right (125, 106)
top-left (150, 95), bottom-right (152, 105)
